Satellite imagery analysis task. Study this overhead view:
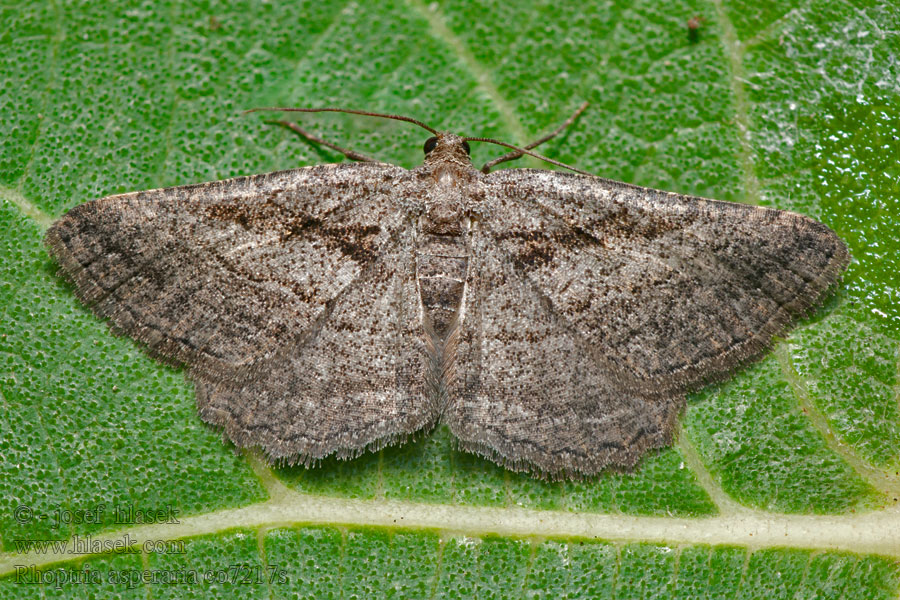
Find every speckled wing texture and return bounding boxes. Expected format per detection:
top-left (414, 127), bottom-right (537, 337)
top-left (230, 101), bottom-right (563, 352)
top-left (45, 163), bottom-right (435, 464)
top-left (445, 168), bottom-right (849, 478)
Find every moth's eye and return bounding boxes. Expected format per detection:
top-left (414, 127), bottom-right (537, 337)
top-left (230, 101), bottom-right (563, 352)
top-left (462, 140), bottom-right (471, 155)
top-left (423, 136), bottom-right (438, 155)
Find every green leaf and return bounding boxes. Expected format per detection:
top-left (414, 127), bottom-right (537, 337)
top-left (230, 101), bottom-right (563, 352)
top-left (2, 0), bottom-right (899, 597)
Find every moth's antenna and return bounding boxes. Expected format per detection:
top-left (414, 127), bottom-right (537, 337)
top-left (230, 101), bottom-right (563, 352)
top-left (462, 137), bottom-right (592, 176)
top-left (243, 107), bottom-right (440, 135)
top-left (263, 119), bottom-right (378, 163)
top-left (480, 101), bottom-right (588, 173)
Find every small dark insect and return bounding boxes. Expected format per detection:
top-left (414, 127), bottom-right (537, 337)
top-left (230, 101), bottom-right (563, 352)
top-left (44, 104), bottom-right (849, 479)
top-left (687, 15), bottom-right (706, 42)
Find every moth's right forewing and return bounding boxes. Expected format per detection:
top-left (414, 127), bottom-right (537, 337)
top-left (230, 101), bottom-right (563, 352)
top-left (481, 168), bottom-right (850, 395)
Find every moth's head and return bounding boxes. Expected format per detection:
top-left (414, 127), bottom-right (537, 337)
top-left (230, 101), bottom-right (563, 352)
top-left (422, 132), bottom-right (472, 166)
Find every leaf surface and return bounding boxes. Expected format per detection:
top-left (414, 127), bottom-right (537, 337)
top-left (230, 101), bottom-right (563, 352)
top-left (1, 0), bottom-right (899, 597)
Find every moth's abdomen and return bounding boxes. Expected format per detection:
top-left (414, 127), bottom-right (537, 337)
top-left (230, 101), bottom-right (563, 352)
top-left (416, 233), bottom-right (468, 339)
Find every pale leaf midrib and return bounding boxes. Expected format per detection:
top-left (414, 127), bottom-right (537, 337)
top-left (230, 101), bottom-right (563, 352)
top-left (2, 487), bottom-right (899, 575)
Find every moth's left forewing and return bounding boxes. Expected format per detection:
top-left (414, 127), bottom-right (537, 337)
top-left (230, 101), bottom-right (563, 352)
top-left (44, 164), bottom-right (407, 378)
top-left (480, 168), bottom-right (850, 395)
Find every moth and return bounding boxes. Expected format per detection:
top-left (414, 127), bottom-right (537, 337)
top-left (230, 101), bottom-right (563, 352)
top-left (45, 105), bottom-right (849, 479)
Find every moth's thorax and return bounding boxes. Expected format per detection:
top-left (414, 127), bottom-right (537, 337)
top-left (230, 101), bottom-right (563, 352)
top-left (421, 178), bottom-right (465, 235)
top-left (413, 132), bottom-right (475, 342)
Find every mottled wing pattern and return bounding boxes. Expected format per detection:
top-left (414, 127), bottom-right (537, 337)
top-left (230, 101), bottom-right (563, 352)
top-left (482, 169), bottom-right (849, 394)
top-left (445, 227), bottom-right (682, 476)
top-left (46, 163), bottom-right (434, 462)
top-left (196, 224), bottom-right (434, 463)
top-left (445, 169), bottom-right (848, 477)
